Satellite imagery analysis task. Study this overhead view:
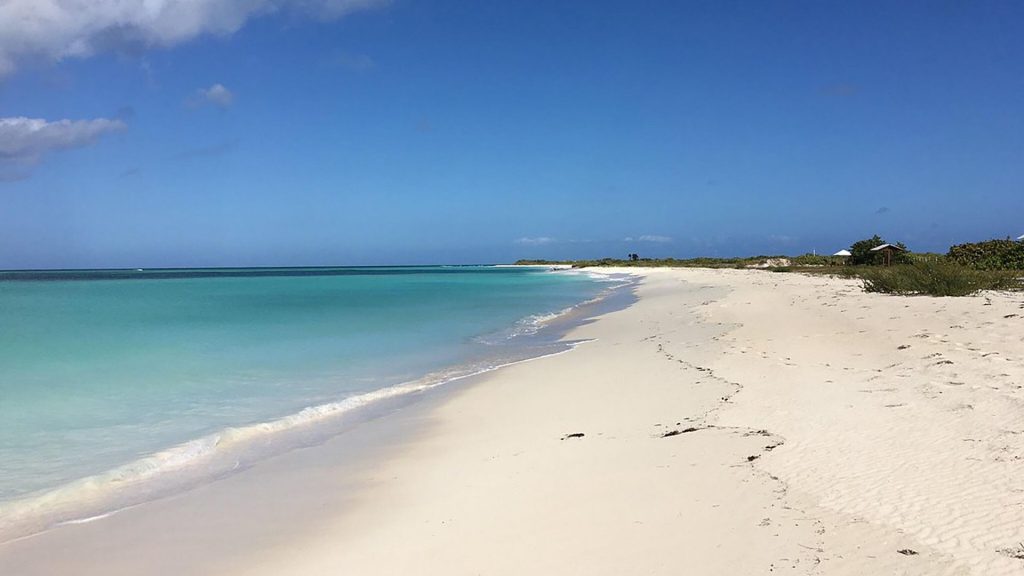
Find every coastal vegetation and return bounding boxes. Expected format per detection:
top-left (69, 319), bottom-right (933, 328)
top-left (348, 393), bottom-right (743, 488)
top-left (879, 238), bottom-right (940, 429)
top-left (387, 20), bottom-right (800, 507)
top-left (848, 235), bottom-right (911, 266)
top-left (947, 238), bottom-right (1024, 270)
top-left (515, 256), bottom-right (796, 269)
top-left (516, 235), bottom-right (1024, 297)
top-left (858, 261), bottom-right (1022, 297)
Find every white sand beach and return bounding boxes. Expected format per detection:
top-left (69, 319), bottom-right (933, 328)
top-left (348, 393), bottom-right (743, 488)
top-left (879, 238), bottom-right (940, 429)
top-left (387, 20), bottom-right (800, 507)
top-left (2, 268), bottom-right (1022, 575)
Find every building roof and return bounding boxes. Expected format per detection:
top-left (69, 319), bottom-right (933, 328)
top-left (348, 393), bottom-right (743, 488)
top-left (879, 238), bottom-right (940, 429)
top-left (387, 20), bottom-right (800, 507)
top-left (870, 243), bottom-right (906, 252)
top-left (833, 249), bottom-right (852, 256)
top-left (1018, 234), bottom-right (1024, 241)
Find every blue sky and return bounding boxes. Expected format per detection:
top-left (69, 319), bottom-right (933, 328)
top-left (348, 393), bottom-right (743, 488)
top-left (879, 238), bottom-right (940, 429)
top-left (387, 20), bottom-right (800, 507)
top-left (1, 1), bottom-right (1022, 267)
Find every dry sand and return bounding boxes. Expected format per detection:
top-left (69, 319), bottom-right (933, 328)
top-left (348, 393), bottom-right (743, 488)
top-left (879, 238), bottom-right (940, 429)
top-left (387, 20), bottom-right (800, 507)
top-left (1, 267), bottom-right (1022, 575)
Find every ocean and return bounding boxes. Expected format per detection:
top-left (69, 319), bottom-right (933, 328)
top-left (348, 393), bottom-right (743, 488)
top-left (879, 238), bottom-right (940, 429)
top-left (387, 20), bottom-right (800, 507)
top-left (0, 265), bottom-right (629, 540)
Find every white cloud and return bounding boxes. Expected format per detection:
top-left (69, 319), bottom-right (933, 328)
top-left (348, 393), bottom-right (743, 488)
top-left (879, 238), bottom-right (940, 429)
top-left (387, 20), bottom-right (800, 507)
top-left (0, 117), bottom-right (126, 178)
top-left (514, 237), bottom-right (555, 246)
top-left (0, 0), bottom-right (389, 76)
top-left (188, 83), bottom-right (235, 108)
top-left (625, 235), bottom-right (672, 243)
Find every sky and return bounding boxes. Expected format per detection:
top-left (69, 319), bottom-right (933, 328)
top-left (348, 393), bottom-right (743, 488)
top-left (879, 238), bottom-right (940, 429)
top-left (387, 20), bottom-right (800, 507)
top-left (1, 0), bottom-right (1022, 268)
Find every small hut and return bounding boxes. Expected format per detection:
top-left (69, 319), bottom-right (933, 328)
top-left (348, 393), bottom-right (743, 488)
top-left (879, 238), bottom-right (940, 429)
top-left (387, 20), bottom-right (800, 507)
top-left (870, 243), bottom-right (906, 266)
top-left (832, 249), bottom-right (851, 265)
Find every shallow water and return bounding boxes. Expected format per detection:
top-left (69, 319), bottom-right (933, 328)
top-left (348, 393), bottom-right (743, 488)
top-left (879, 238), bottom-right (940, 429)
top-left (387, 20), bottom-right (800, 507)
top-left (0, 266), bottom-right (617, 526)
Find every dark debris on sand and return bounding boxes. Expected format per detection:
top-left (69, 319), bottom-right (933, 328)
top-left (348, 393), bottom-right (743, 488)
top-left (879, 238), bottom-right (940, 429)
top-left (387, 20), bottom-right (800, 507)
top-left (998, 544), bottom-right (1024, 560)
top-left (661, 427), bottom-right (701, 438)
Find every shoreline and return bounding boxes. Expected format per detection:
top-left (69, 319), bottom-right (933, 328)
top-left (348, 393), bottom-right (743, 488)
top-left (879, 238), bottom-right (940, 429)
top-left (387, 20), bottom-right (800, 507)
top-left (2, 268), bottom-right (1022, 575)
top-left (0, 270), bottom-right (634, 546)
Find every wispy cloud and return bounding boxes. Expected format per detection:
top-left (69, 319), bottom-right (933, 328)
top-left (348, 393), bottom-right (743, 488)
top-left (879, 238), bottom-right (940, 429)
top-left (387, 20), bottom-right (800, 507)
top-left (875, 206), bottom-right (890, 215)
top-left (625, 235), bottom-right (673, 243)
top-left (514, 237), bottom-right (555, 246)
top-left (187, 84), bottom-right (235, 109)
top-left (0, 116), bottom-right (126, 181)
top-left (0, 0), bottom-right (390, 77)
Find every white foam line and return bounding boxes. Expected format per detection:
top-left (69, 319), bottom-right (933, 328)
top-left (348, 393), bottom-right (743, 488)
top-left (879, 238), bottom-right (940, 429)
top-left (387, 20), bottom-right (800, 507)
top-left (477, 275), bottom-right (635, 344)
top-left (0, 339), bottom-right (601, 545)
top-left (2, 503), bottom-right (141, 546)
top-left (0, 273), bottom-right (634, 545)
top-left (58, 508), bottom-right (123, 526)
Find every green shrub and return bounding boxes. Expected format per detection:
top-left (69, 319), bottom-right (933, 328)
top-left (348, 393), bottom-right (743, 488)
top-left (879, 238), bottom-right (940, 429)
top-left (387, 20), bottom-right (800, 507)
top-left (947, 238), bottom-right (1024, 270)
top-left (906, 252), bottom-right (946, 263)
top-left (858, 261), bottom-right (1022, 296)
top-left (849, 235), bottom-right (885, 265)
top-left (829, 267), bottom-right (861, 279)
top-left (848, 235), bottom-right (911, 265)
top-left (790, 253), bottom-right (832, 266)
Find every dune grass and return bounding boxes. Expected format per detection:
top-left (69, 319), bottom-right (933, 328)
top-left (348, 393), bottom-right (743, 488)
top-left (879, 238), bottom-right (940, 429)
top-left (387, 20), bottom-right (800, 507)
top-left (857, 261), bottom-right (1023, 296)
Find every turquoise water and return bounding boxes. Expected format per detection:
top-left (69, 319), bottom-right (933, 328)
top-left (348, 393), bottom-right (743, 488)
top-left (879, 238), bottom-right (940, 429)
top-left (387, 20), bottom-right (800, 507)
top-left (0, 266), bottom-right (617, 535)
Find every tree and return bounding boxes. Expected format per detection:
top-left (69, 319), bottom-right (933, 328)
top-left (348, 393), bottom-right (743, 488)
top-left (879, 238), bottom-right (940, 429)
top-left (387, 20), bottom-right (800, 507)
top-left (893, 242), bottom-right (911, 264)
top-left (848, 235), bottom-right (885, 265)
top-left (849, 235), bottom-right (911, 265)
